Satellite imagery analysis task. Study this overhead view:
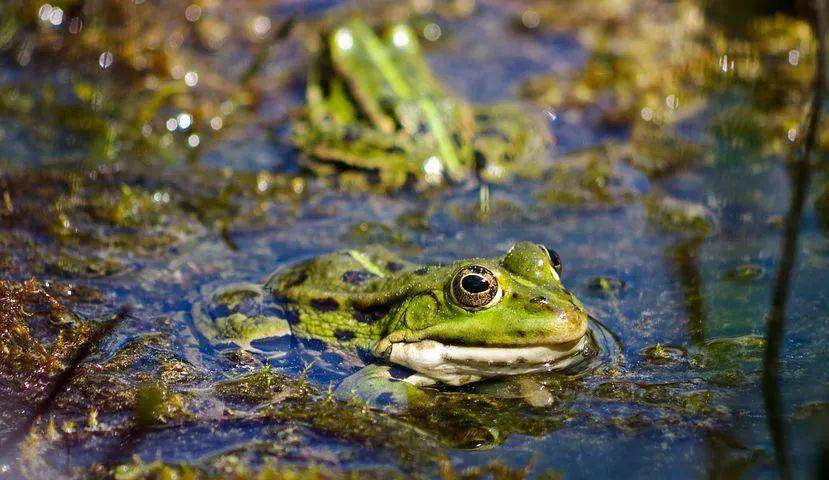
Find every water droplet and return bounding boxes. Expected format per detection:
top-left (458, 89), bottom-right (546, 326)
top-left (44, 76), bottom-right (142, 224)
top-left (423, 23), bottom-right (441, 42)
top-left (38, 4), bottom-right (53, 22)
top-left (719, 54), bottom-right (733, 73)
top-left (392, 26), bottom-right (412, 47)
top-left (170, 65), bottom-right (184, 79)
top-left (68, 17), bottom-right (83, 34)
top-left (187, 134), bottom-right (200, 148)
top-left (640, 107), bottom-right (654, 121)
top-left (184, 71), bottom-right (198, 87)
top-left (788, 49), bottom-right (799, 66)
top-left (423, 156), bottom-right (444, 184)
top-left (251, 15), bottom-right (271, 38)
top-left (184, 4), bottom-right (202, 22)
top-left (98, 51), bottom-right (114, 69)
top-left (210, 116), bottom-right (223, 130)
top-left (177, 112), bottom-right (192, 130)
top-left (165, 118), bottom-right (178, 132)
top-left (335, 28), bottom-right (354, 51)
top-left (787, 128), bottom-right (797, 142)
top-left (48, 7), bottom-right (63, 26)
top-left (521, 9), bottom-right (540, 29)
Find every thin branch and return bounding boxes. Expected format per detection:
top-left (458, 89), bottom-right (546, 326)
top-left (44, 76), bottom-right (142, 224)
top-left (0, 309), bottom-right (130, 465)
top-left (762, 1), bottom-right (826, 479)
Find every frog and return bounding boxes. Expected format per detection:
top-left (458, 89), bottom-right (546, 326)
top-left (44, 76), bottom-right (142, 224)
top-left (291, 19), bottom-right (551, 189)
top-left (192, 241), bottom-right (606, 412)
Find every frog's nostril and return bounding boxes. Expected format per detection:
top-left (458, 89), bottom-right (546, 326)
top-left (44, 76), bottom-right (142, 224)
top-left (529, 296), bottom-right (548, 305)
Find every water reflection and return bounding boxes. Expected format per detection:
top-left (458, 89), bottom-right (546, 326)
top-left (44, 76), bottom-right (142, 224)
top-left (671, 235), bottom-right (708, 345)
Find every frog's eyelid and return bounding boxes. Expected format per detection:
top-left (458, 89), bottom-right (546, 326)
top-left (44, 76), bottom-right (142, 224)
top-left (551, 268), bottom-right (561, 283)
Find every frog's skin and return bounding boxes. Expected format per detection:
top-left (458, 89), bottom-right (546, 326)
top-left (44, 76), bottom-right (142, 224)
top-left (292, 20), bottom-right (550, 188)
top-left (193, 242), bottom-right (597, 407)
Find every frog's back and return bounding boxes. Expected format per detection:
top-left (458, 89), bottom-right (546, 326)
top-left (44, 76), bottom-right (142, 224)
top-left (264, 247), bottom-right (420, 350)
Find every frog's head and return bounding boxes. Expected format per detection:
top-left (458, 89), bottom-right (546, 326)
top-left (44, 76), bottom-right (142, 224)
top-left (374, 242), bottom-right (591, 385)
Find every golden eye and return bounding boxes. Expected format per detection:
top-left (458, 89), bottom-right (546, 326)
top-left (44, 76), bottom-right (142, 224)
top-left (538, 244), bottom-right (562, 281)
top-left (451, 265), bottom-right (502, 310)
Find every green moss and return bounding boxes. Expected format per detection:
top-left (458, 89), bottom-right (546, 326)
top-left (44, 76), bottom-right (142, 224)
top-left (89, 184), bottom-right (174, 229)
top-left (644, 194), bottom-right (716, 235)
top-left (215, 366), bottom-right (312, 403)
top-left (641, 344), bottom-right (687, 365)
top-left (537, 146), bottom-right (639, 206)
top-left (266, 394), bottom-right (442, 469)
top-left (135, 384), bottom-right (189, 427)
top-left (627, 125), bottom-right (705, 178)
top-left (0, 279), bottom-right (92, 395)
top-left (723, 264), bottom-right (765, 282)
top-left (46, 249), bottom-right (126, 277)
top-left (594, 382), bottom-right (636, 402)
top-left (112, 457), bottom-right (369, 480)
top-left (586, 276), bottom-right (626, 295)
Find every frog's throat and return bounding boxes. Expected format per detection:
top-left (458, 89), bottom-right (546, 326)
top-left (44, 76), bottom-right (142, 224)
top-left (377, 335), bottom-right (590, 386)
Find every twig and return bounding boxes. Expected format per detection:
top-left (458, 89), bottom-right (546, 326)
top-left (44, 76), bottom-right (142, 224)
top-left (762, 1), bottom-right (826, 479)
top-left (0, 308), bottom-right (130, 465)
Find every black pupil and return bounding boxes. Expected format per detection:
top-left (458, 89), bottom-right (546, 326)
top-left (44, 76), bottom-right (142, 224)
top-left (461, 274), bottom-right (490, 294)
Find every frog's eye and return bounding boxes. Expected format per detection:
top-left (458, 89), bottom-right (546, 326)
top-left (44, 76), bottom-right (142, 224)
top-left (539, 245), bottom-right (562, 281)
top-left (451, 265), bottom-right (502, 310)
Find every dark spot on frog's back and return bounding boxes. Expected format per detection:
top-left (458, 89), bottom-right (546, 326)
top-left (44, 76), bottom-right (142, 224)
top-left (384, 145), bottom-right (405, 155)
top-left (333, 329), bottom-right (356, 341)
top-left (343, 126), bottom-right (362, 142)
top-left (386, 261), bottom-right (404, 272)
top-left (476, 112), bottom-right (492, 122)
top-left (310, 298), bottom-right (339, 312)
top-left (341, 270), bottom-right (378, 285)
top-left (414, 267), bottom-right (429, 276)
top-left (481, 128), bottom-right (510, 142)
top-left (354, 305), bottom-right (389, 324)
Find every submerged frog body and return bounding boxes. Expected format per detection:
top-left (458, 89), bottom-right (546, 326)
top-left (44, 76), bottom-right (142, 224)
top-left (193, 242), bottom-right (602, 404)
top-left (292, 20), bottom-right (551, 188)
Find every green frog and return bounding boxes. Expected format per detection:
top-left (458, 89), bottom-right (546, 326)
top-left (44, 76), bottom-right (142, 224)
top-left (292, 20), bottom-right (550, 188)
top-left (192, 242), bottom-right (605, 409)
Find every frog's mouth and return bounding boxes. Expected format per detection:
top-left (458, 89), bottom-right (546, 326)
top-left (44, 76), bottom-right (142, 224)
top-left (379, 334), bottom-right (591, 386)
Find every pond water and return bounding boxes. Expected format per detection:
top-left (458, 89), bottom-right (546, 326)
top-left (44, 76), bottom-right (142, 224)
top-left (1, 0), bottom-right (828, 478)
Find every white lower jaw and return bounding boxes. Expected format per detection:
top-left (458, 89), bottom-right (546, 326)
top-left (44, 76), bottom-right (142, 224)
top-left (387, 335), bottom-right (590, 386)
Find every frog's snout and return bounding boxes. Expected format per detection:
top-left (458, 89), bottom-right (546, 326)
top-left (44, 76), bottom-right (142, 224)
top-left (526, 295), bottom-right (588, 341)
